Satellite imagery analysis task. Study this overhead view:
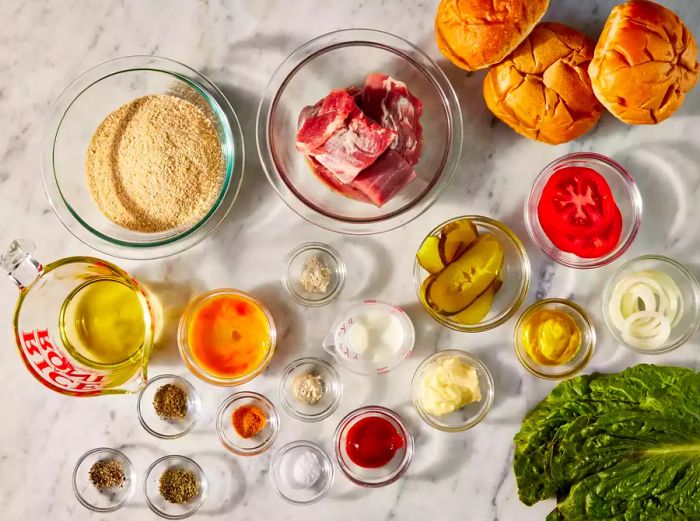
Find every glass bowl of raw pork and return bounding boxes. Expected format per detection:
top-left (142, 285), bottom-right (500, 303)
top-left (257, 29), bottom-right (463, 234)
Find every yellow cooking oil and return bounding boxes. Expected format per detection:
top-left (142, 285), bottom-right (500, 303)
top-left (59, 277), bottom-right (147, 369)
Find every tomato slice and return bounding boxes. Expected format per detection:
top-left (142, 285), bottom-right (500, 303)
top-left (538, 167), bottom-right (617, 240)
top-left (547, 205), bottom-right (623, 258)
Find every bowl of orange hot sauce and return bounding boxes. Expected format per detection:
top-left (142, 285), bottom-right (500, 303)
top-left (177, 289), bottom-right (276, 385)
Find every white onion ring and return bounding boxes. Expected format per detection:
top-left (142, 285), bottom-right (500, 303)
top-left (607, 270), bottom-right (683, 350)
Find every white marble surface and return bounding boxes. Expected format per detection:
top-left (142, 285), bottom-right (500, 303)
top-left (1, 1), bottom-right (699, 520)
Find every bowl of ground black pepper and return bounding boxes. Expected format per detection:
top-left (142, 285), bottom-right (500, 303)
top-left (137, 374), bottom-right (201, 439)
top-left (144, 455), bottom-right (207, 519)
top-left (73, 447), bottom-right (136, 512)
top-left (41, 55), bottom-right (244, 260)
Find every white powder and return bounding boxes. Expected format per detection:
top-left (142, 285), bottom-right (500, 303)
top-left (281, 449), bottom-right (322, 490)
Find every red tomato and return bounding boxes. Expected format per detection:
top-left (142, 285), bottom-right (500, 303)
top-left (537, 166), bottom-right (622, 258)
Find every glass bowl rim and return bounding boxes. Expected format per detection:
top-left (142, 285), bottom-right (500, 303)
top-left (270, 440), bottom-right (335, 505)
top-left (177, 288), bottom-right (277, 386)
top-left (601, 254), bottom-right (700, 354)
top-left (73, 447), bottom-right (136, 513)
top-left (333, 405), bottom-right (414, 487)
top-left (413, 215), bottom-right (531, 332)
top-left (40, 54), bottom-right (245, 260)
top-left (143, 454), bottom-right (208, 519)
top-left (410, 349), bottom-right (495, 432)
top-left (136, 374), bottom-right (201, 439)
top-left (278, 356), bottom-right (343, 422)
top-left (256, 28), bottom-right (463, 235)
top-left (513, 298), bottom-right (596, 380)
top-left (215, 391), bottom-right (281, 456)
top-left (281, 242), bottom-right (346, 307)
top-left (524, 151), bottom-right (643, 269)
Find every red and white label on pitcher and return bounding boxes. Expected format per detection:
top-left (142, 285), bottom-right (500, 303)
top-left (19, 329), bottom-right (105, 394)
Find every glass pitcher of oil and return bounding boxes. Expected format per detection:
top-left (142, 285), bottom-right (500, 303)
top-left (2, 239), bottom-right (155, 396)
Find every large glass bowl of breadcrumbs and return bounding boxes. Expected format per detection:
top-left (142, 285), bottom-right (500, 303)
top-left (41, 55), bottom-right (244, 259)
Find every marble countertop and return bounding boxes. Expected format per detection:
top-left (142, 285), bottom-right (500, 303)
top-left (1, 1), bottom-right (699, 519)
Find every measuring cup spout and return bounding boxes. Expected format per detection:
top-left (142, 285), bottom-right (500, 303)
top-left (321, 327), bottom-right (337, 359)
top-left (1, 239), bottom-right (43, 290)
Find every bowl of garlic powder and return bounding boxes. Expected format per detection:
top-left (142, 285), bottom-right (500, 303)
top-left (41, 55), bottom-right (244, 259)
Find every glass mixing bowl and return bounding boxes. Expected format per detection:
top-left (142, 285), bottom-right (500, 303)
top-left (257, 29), bottom-right (463, 234)
top-left (413, 216), bottom-right (531, 332)
top-left (41, 55), bottom-right (244, 259)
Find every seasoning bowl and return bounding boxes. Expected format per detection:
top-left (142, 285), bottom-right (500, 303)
top-left (334, 406), bottom-right (414, 487)
top-left (601, 255), bottom-right (700, 354)
top-left (73, 447), bottom-right (136, 512)
top-left (282, 242), bottom-right (346, 307)
top-left (41, 55), bottom-right (244, 260)
top-left (257, 29), bottom-right (462, 235)
top-left (137, 374), bottom-right (201, 439)
top-left (413, 216), bottom-right (530, 332)
top-left (178, 289), bottom-right (276, 386)
top-left (514, 300), bottom-right (596, 380)
top-left (279, 357), bottom-right (342, 422)
top-left (525, 152), bottom-right (642, 269)
top-left (216, 391), bottom-right (280, 456)
top-left (270, 441), bottom-right (335, 505)
top-left (144, 455), bottom-right (207, 519)
top-left (411, 350), bottom-right (494, 432)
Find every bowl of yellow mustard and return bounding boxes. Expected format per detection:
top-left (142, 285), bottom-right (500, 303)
top-left (411, 349), bottom-right (494, 432)
top-left (514, 299), bottom-right (596, 380)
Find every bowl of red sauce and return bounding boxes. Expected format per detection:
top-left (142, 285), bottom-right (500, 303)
top-left (525, 152), bottom-right (642, 269)
top-left (334, 406), bottom-right (413, 487)
top-left (177, 289), bottom-right (276, 385)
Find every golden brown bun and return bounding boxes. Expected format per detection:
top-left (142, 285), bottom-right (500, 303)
top-left (483, 22), bottom-right (604, 145)
top-left (435, 0), bottom-right (549, 71)
top-left (589, 0), bottom-right (699, 125)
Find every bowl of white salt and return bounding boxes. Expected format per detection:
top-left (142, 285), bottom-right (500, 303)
top-left (41, 55), bottom-right (244, 259)
top-left (270, 440), bottom-right (334, 505)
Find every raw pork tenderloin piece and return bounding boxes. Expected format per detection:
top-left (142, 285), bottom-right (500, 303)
top-left (351, 150), bottom-right (417, 207)
top-left (296, 89), bottom-right (357, 154)
top-left (311, 111), bottom-right (396, 183)
top-left (359, 73), bottom-right (424, 165)
top-left (295, 88), bottom-right (396, 184)
top-left (306, 156), bottom-right (372, 203)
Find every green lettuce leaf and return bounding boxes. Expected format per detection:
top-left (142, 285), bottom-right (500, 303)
top-left (513, 364), bottom-right (700, 520)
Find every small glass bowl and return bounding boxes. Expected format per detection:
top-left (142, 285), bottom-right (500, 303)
top-left (525, 152), bottom-right (643, 269)
top-left (601, 255), bottom-right (700, 354)
top-left (178, 289), bottom-right (276, 386)
top-left (41, 55), bottom-right (244, 260)
top-left (257, 29), bottom-right (463, 234)
top-left (334, 406), bottom-right (414, 487)
top-left (282, 242), bottom-right (346, 307)
top-left (73, 447), bottom-right (136, 512)
top-left (279, 357), bottom-right (343, 422)
top-left (144, 455), bottom-right (207, 519)
top-left (411, 350), bottom-right (494, 432)
top-left (413, 216), bottom-right (530, 332)
top-left (216, 392), bottom-right (280, 456)
top-left (270, 441), bottom-right (335, 505)
top-left (514, 299), bottom-right (596, 380)
top-left (137, 374), bottom-right (201, 439)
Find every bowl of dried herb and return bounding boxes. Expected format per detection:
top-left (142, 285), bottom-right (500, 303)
top-left (73, 447), bottom-right (136, 512)
top-left (137, 374), bottom-right (201, 439)
top-left (144, 455), bottom-right (207, 519)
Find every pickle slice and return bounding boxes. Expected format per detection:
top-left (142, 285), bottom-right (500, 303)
top-left (451, 278), bottom-right (502, 325)
top-left (416, 236), bottom-right (445, 274)
top-left (439, 219), bottom-right (479, 265)
top-left (429, 233), bottom-right (504, 315)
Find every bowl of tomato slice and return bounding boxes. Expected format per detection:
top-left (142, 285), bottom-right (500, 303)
top-left (525, 152), bottom-right (643, 269)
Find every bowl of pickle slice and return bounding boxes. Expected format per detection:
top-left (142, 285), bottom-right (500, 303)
top-left (413, 216), bottom-right (530, 332)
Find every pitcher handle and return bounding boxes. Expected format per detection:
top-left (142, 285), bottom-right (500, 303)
top-left (321, 328), bottom-right (339, 360)
top-left (1, 239), bottom-right (43, 290)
